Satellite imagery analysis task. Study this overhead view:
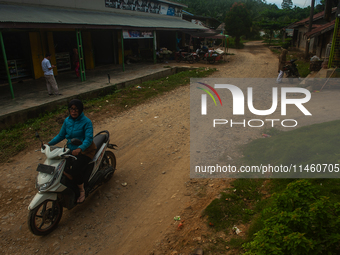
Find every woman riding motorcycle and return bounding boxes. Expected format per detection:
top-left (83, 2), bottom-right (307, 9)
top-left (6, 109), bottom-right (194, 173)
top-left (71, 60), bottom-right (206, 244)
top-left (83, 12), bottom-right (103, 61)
top-left (48, 99), bottom-right (96, 203)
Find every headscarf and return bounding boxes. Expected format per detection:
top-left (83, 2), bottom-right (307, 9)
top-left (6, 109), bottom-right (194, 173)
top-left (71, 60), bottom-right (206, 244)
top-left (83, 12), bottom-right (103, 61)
top-left (68, 99), bottom-right (84, 116)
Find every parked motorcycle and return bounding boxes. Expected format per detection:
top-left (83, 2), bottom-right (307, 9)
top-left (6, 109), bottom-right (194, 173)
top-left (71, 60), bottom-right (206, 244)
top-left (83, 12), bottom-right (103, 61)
top-left (175, 50), bottom-right (195, 64)
top-left (27, 130), bottom-right (117, 236)
top-left (196, 48), bottom-right (208, 61)
top-left (204, 51), bottom-right (222, 64)
top-left (191, 52), bottom-right (200, 62)
top-left (283, 59), bottom-right (300, 83)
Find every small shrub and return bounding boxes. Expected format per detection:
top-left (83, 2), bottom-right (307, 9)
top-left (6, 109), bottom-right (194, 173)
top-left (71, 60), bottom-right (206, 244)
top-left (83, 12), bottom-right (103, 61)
top-left (281, 38), bottom-right (292, 49)
top-left (243, 180), bottom-right (340, 254)
top-left (228, 37), bottom-right (245, 49)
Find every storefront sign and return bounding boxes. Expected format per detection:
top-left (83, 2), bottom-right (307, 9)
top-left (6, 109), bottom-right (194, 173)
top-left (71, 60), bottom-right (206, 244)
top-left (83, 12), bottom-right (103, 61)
top-left (286, 29), bottom-right (294, 37)
top-left (105, 0), bottom-right (161, 14)
top-left (105, 1), bottom-right (182, 17)
top-left (159, 4), bottom-right (181, 17)
top-left (123, 30), bottom-right (153, 39)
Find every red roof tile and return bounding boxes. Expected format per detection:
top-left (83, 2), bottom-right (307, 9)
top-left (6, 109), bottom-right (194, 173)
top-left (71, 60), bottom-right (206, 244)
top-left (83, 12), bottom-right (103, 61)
top-left (305, 19), bottom-right (336, 38)
top-left (296, 7), bottom-right (337, 25)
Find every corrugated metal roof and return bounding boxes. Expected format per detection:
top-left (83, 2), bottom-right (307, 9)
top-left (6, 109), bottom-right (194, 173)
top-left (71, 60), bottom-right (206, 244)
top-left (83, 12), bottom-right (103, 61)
top-left (157, 0), bottom-right (188, 8)
top-left (188, 29), bottom-right (226, 39)
top-left (0, 3), bottom-right (205, 30)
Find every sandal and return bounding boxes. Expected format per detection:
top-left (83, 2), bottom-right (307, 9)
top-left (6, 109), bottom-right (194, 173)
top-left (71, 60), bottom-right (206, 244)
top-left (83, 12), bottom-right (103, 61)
top-left (77, 190), bottom-right (86, 204)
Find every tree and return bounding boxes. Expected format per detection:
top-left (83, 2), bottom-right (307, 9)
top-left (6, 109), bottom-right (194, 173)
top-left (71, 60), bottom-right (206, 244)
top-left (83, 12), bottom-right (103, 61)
top-left (281, 0), bottom-right (293, 9)
top-left (224, 3), bottom-right (252, 47)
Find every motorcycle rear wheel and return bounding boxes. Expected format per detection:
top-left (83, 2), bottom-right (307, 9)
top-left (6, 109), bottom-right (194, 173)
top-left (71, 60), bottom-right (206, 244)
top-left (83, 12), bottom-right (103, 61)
top-left (188, 56), bottom-right (194, 64)
top-left (102, 151), bottom-right (116, 182)
top-left (28, 200), bottom-right (63, 236)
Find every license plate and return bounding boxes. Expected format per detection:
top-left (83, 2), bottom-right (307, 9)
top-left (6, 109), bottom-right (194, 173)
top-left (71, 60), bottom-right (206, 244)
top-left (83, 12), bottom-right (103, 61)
top-left (36, 164), bottom-right (55, 175)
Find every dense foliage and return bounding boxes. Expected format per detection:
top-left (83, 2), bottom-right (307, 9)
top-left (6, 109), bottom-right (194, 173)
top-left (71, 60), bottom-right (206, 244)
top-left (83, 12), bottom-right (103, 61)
top-left (224, 3), bottom-right (252, 46)
top-left (173, 0), bottom-right (330, 40)
top-left (243, 180), bottom-right (340, 254)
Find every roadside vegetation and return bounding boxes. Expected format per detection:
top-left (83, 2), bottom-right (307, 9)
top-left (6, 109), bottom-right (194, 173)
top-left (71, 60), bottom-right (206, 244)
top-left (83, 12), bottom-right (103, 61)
top-left (204, 121), bottom-right (340, 254)
top-left (0, 67), bottom-right (216, 163)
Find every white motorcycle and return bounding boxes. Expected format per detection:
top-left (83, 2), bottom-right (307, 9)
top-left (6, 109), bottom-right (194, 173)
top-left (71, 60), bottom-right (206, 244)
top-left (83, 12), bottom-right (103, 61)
top-left (27, 130), bottom-right (117, 236)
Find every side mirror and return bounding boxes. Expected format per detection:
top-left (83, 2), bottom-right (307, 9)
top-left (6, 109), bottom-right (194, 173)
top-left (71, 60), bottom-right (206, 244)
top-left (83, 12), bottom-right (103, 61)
top-left (35, 132), bottom-right (45, 149)
top-left (71, 138), bottom-right (82, 146)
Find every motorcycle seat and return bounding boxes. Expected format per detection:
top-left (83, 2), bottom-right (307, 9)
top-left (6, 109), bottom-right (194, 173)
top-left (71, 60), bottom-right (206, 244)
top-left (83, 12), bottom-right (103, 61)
top-left (93, 133), bottom-right (108, 153)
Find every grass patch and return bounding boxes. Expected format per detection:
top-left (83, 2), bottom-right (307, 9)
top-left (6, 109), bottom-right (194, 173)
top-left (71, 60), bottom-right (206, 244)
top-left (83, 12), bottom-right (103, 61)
top-left (295, 60), bottom-right (310, 77)
top-left (0, 67), bottom-right (216, 163)
top-left (204, 120), bottom-right (340, 254)
top-left (204, 179), bottom-right (265, 231)
top-left (242, 121), bottom-right (340, 168)
top-left (270, 48), bottom-right (281, 55)
top-left (263, 39), bottom-right (281, 47)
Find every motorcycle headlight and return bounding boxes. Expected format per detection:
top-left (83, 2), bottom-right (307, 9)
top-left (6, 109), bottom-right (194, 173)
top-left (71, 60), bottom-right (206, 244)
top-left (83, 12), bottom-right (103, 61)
top-left (36, 161), bottom-right (65, 192)
top-left (36, 178), bottom-right (54, 192)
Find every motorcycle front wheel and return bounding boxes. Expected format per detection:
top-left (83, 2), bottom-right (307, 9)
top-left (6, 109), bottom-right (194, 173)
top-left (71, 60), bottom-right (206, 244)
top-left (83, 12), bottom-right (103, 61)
top-left (28, 200), bottom-right (63, 236)
top-left (188, 56), bottom-right (194, 64)
top-left (208, 58), bottom-right (215, 64)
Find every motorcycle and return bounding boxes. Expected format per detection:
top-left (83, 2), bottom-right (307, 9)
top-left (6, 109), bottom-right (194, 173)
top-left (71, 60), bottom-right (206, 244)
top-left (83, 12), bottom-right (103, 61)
top-left (283, 59), bottom-right (300, 83)
top-left (204, 51), bottom-right (222, 64)
top-left (191, 51), bottom-right (200, 62)
top-left (196, 48), bottom-right (208, 61)
top-left (175, 50), bottom-right (195, 64)
top-left (27, 130), bottom-right (117, 236)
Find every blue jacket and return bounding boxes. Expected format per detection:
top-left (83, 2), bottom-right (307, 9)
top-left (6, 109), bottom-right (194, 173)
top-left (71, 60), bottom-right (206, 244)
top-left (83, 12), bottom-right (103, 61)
top-left (48, 112), bottom-right (93, 152)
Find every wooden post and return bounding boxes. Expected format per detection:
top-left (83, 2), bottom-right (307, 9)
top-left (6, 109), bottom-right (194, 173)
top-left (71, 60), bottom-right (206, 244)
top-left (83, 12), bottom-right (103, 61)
top-left (0, 31), bottom-right (14, 99)
top-left (305, 0), bottom-right (315, 60)
top-left (153, 31), bottom-right (157, 64)
top-left (121, 30), bottom-right (125, 72)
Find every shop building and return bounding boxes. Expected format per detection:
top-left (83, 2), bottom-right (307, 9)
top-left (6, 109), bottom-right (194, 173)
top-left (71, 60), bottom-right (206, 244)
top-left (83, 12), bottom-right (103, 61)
top-left (0, 0), bottom-right (205, 98)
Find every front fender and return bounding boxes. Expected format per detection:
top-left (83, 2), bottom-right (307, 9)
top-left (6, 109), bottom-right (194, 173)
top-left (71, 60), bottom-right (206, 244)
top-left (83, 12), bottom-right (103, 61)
top-left (28, 193), bottom-right (57, 210)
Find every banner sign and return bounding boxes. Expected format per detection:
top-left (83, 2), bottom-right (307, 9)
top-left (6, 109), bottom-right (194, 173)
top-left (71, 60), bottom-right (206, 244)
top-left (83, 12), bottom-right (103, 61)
top-left (105, 1), bottom-right (181, 17)
top-left (286, 29), bottom-right (294, 36)
top-left (123, 30), bottom-right (153, 39)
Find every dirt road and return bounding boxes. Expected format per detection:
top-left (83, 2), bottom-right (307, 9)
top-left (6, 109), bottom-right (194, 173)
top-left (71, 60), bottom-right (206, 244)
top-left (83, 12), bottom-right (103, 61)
top-left (1, 42), bottom-right (339, 255)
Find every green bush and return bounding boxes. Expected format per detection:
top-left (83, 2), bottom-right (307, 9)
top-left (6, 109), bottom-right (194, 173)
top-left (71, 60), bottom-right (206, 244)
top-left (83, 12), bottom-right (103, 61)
top-left (227, 37), bottom-right (245, 49)
top-left (281, 38), bottom-right (292, 49)
top-left (296, 60), bottom-right (310, 78)
top-left (243, 180), bottom-right (340, 255)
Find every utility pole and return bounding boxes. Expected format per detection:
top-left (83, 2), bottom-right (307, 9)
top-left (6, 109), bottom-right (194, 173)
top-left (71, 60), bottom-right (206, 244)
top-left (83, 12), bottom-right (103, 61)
top-left (324, 0), bottom-right (332, 22)
top-left (305, 0), bottom-right (315, 59)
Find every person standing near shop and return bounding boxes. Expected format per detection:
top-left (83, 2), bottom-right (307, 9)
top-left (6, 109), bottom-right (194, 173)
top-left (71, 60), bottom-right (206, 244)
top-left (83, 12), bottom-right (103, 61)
top-left (277, 49), bottom-right (288, 84)
top-left (41, 53), bottom-right (61, 96)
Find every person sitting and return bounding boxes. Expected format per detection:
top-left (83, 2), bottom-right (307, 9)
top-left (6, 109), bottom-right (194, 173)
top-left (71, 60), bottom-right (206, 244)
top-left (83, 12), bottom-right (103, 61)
top-left (47, 99), bottom-right (96, 203)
